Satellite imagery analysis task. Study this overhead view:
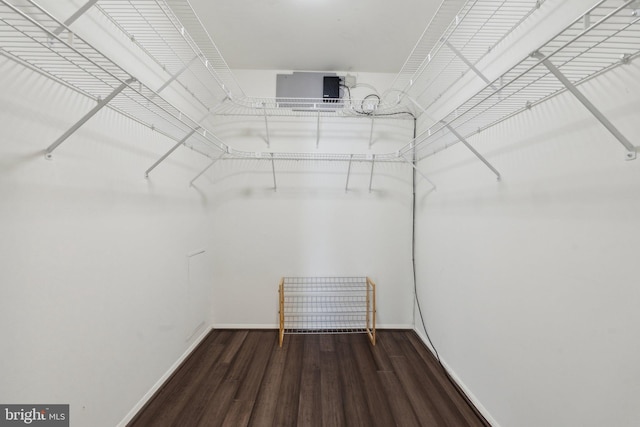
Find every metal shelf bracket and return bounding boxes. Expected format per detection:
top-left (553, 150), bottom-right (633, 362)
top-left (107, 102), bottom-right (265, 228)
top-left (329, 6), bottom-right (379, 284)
top-left (45, 77), bottom-right (135, 159)
top-left (443, 40), bottom-right (497, 91)
top-left (189, 150), bottom-right (226, 187)
top-left (263, 103), bottom-right (270, 148)
top-left (400, 154), bottom-right (437, 190)
top-left (368, 154), bottom-right (375, 192)
top-left (154, 55), bottom-right (200, 95)
top-left (442, 121), bottom-right (502, 180)
top-left (368, 108), bottom-right (377, 149)
top-left (270, 153), bottom-right (277, 191)
top-left (316, 112), bottom-right (321, 148)
top-left (145, 127), bottom-right (200, 178)
top-left (345, 154), bottom-right (353, 192)
top-left (52, 0), bottom-right (99, 36)
top-left (532, 51), bottom-right (637, 160)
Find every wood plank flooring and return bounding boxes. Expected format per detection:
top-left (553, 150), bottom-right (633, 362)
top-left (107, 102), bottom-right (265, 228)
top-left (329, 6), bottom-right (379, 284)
top-left (128, 330), bottom-right (489, 427)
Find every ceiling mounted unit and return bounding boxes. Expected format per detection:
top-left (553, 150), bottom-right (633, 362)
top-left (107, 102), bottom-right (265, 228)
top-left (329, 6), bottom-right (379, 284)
top-left (276, 72), bottom-right (343, 110)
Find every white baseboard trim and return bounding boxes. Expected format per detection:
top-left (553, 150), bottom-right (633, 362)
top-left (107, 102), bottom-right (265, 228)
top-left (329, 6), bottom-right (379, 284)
top-left (212, 323), bottom-right (279, 329)
top-left (211, 323), bottom-right (415, 330)
top-left (116, 325), bottom-right (214, 427)
top-left (412, 328), bottom-right (500, 427)
top-left (376, 324), bottom-right (414, 329)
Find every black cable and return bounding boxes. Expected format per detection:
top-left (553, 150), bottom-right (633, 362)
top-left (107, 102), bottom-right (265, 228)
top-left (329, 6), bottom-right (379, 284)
top-left (410, 117), bottom-right (440, 362)
top-left (409, 118), bottom-right (491, 426)
top-left (369, 110), bottom-right (416, 119)
top-left (334, 81), bottom-right (485, 423)
top-left (339, 83), bottom-right (415, 119)
top-left (360, 93), bottom-right (381, 113)
top-left (340, 83), bottom-right (352, 103)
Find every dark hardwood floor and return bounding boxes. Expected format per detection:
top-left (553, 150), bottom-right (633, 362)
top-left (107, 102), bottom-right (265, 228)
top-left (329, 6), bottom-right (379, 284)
top-left (128, 329), bottom-right (489, 427)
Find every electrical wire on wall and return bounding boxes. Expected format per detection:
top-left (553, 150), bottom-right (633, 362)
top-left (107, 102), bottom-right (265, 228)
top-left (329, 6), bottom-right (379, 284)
top-left (409, 118), bottom-right (440, 361)
top-left (408, 118), bottom-right (491, 426)
top-left (340, 82), bottom-right (416, 119)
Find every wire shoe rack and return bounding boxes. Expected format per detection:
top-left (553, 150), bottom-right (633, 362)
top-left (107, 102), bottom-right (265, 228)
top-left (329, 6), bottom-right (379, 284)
top-left (278, 277), bottom-right (376, 347)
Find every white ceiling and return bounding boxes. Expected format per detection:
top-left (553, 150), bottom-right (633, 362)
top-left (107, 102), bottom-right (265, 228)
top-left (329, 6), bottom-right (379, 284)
top-left (187, 0), bottom-right (442, 73)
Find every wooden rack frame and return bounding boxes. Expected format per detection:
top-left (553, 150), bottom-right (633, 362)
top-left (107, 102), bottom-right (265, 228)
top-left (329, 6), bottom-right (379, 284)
top-left (278, 276), bottom-right (376, 347)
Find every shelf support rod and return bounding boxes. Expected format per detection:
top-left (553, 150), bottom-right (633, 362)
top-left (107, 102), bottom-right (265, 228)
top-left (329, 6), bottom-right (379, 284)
top-left (52, 0), bottom-right (99, 36)
top-left (145, 127), bottom-right (200, 178)
top-left (271, 153), bottom-right (277, 191)
top-left (45, 78), bottom-right (135, 159)
top-left (400, 154), bottom-right (437, 190)
top-left (155, 55), bottom-right (199, 95)
top-left (532, 51), bottom-right (637, 160)
top-left (405, 95), bottom-right (438, 123)
top-left (316, 111), bottom-right (321, 148)
top-left (189, 150), bottom-right (226, 187)
top-left (368, 154), bottom-right (375, 193)
top-left (443, 40), bottom-right (497, 90)
top-left (442, 122), bottom-right (501, 180)
top-left (345, 154), bottom-right (353, 192)
top-left (368, 109), bottom-right (376, 149)
top-left (263, 103), bottom-right (270, 148)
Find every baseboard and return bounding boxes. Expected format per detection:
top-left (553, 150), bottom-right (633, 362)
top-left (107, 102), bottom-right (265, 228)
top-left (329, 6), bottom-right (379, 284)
top-left (212, 323), bottom-right (279, 329)
top-left (116, 325), bottom-right (214, 427)
top-left (211, 323), bottom-right (415, 329)
top-left (412, 328), bottom-right (500, 427)
top-left (376, 324), bottom-right (414, 329)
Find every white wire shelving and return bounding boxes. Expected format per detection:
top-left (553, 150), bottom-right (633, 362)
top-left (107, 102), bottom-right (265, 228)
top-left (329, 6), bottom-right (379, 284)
top-left (0, 0), bottom-right (411, 185)
top-left (100, 0), bottom-right (639, 172)
top-left (0, 0), bottom-right (229, 168)
top-left (388, 0), bottom-right (546, 111)
top-left (95, 0), bottom-right (240, 111)
top-left (95, 0), bottom-right (413, 120)
top-left (1, 0), bottom-right (637, 185)
top-left (398, 0), bottom-right (640, 168)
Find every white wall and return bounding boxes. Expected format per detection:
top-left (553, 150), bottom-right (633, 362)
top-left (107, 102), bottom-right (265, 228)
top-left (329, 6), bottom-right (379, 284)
top-left (413, 46), bottom-right (640, 427)
top-left (12, 1), bottom-right (627, 425)
top-left (1, 15), bottom-right (416, 427)
top-left (202, 70), bottom-right (416, 328)
top-left (0, 56), bottom-right (216, 426)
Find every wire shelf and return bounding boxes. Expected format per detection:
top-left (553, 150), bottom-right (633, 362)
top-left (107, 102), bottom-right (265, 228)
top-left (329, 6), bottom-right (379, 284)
top-left (0, 0), bottom-right (228, 161)
top-left (211, 96), bottom-right (414, 120)
top-left (2, 0), bottom-right (635, 171)
top-left (285, 328), bottom-right (369, 335)
top-left (128, 0), bottom-right (415, 120)
top-left (95, 0), bottom-right (235, 109)
top-left (389, 0), bottom-right (545, 106)
top-left (162, 0), bottom-right (244, 100)
top-left (224, 150), bottom-right (400, 163)
top-left (283, 276), bottom-right (370, 293)
top-left (278, 277), bottom-right (376, 346)
top-left (0, 0), bottom-right (412, 165)
top-left (398, 0), bottom-right (640, 160)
